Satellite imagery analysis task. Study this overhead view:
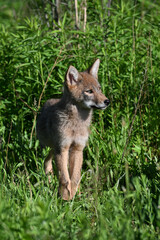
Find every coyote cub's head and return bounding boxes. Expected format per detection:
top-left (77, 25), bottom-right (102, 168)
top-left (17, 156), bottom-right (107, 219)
top-left (65, 59), bottom-right (109, 110)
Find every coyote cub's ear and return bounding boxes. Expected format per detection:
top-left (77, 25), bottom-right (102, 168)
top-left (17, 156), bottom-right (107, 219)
top-left (88, 58), bottom-right (100, 79)
top-left (36, 59), bottom-right (110, 200)
top-left (66, 66), bottom-right (80, 86)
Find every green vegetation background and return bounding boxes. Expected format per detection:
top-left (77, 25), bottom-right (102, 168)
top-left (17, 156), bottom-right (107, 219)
top-left (0, 0), bottom-right (160, 239)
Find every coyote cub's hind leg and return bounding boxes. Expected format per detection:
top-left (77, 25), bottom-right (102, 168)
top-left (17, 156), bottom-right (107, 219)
top-left (44, 149), bottom-right (54, 175)
top-left (44, 149), bottom-right (54, 183)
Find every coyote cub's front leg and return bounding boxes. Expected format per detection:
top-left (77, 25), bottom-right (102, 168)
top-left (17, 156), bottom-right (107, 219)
top-left (55, 147), bottom-right (72, 200)
top-left (69, 145), bottom-right (84, 198)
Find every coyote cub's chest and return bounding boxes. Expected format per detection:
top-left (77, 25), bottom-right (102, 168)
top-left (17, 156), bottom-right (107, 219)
top-left (36, 59), bottom-right (110, 200)
top-left (57, 104), bottom-right (92, 149)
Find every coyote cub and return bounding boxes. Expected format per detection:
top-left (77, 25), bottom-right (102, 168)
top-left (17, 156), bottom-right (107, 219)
top-left (36, 59), bottom-right (109, 200)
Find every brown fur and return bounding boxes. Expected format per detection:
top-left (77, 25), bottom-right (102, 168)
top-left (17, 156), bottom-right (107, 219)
top-left (36, 59), bottom-right (109, 200)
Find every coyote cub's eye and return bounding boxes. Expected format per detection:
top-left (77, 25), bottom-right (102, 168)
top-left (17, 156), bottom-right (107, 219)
top-left (85, 89), bottom-right (93, 94)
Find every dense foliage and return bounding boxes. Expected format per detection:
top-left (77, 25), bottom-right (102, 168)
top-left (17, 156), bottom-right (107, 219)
top-left (0, 0), bottom-right (160, 239)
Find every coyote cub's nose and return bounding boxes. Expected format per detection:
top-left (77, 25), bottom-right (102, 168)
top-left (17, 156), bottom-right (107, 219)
top-left (104, 99), bottom-right (110, 106)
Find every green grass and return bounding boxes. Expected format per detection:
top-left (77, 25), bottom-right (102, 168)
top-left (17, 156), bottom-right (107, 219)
top-left (0, 0), bottom-right (160, 239)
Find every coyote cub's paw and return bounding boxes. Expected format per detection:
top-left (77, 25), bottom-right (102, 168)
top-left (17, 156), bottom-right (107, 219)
top-left (59, 181), bottom-right (72, 200)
